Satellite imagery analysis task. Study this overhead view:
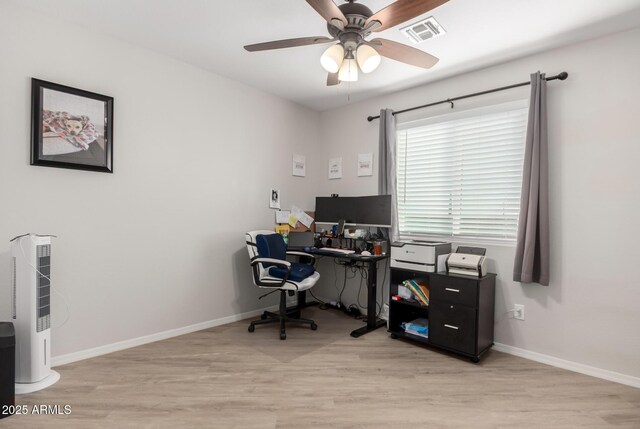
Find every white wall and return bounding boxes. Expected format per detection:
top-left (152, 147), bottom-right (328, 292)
top-left (0, 2), bottom-right (321, 357)
top-left (316, 28), bottom-right (640, 379)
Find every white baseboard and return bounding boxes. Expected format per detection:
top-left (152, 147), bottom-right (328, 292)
top-left (493, 342), bottom-right (640, 389)
top-left (51, 305), bottom-right (276, 367)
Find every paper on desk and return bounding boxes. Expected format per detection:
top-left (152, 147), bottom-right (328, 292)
top-left (288, 214), bottom-right (299, 227)
top-left (275, 210), bottom-right (290, 224)
top-left (291, 206), bottom-right (314, 228)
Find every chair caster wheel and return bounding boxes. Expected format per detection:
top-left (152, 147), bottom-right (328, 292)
top-left (311, 323), bottom-right (318, 331)
top-left (280, 332), bottom-right (286, 340)
top-left (471, 356), bottom-right (480, 363)
top-left (390, 333), bottom-right (398, 339)
top-left (248, 325), bottom-right (255, 333)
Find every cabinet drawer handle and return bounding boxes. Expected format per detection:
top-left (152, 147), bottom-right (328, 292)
top-left (444, 324), bottom-right (459, 330)
top-left (445, 288), bottom-right (460, 293)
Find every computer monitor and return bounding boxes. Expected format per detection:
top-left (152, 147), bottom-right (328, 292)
top-left (315, 195), bottom-right (391, 228)
top-left (356, 195), bottom-right (392, 227)
top-left (315, 196), bottom-right (356, 223)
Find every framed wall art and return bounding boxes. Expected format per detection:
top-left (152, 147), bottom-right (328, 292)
top-left (31, 78), bottom-right (114, 173)
top-left (270, 188), bottom-right (281, 209)
top-left (328, 157), bottom-right (342, 179)
top-left (357, 153), bottom-right (373, 176)
top-left (292, 154), bottom-right (306, 177)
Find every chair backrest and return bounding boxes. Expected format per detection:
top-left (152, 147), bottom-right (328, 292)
top-left (255, 233), bottom-right (287, 261)
top-left (246, 230), bottom-right (280, 282)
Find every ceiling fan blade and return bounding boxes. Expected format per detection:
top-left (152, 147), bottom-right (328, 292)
top-left (244, 36), bottom-right (333, 52)
top-left (327, 72), bottom-right (340, 86)
top-left (306, 0), bottom-right (348, 29)
top-left (369, 38), bottom-right (439, 69)
top-left (365, 0), bottom-right (449, 32)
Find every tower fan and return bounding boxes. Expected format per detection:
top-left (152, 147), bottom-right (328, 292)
top-left (10, 234), bottom-right (60, 394)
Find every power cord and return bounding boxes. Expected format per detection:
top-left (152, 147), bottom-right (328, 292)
top-left (322, 260), bottom-right (363, 319)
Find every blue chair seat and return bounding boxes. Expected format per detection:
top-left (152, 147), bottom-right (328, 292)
top-left (268, 263), bottom-right (315, 282)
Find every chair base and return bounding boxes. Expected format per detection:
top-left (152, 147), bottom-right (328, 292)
top-left (248, 290), bottom-right (317, 340)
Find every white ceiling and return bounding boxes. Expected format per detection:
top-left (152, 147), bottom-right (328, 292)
top-left (14, 0), bottom-right (640, 111)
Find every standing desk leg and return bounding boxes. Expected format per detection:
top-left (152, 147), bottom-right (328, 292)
top-left (350, 260), bottom-right (386, 338)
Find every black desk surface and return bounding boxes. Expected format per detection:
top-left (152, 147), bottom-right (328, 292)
top-left (306, 248), bottom-right (389, 262)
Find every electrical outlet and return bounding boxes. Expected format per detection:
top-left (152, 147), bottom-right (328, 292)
top-left (514, 304), bottom-right (525, 320)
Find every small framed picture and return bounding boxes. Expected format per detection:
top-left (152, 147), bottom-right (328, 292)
top-left (358, 153), bottom-right (373, 176)
top-left (31, 78), bottom-right (114, 173)
top-left (328, 157), bottom-right (342, 179)
top-left (270, 188), bottom-right (281, 209)
top-left (292, 154), bottom-right (306, 177)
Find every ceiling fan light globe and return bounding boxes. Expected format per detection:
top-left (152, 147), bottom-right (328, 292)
top-left (320, 44), bottom-right (344, 73)
top-left (357, 45), bottom-right (381, 73)
top-left (338, 58), bottom-right (358, 82)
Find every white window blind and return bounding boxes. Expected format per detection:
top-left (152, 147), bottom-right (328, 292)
top-left (396, 102), bottom-right (528, 242)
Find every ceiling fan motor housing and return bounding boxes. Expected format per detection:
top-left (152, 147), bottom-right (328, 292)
top-left (328, 1), bottom-right (374, 45)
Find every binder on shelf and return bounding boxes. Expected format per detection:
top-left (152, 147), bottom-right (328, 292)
top-left (402, 279), bottom-right (430, 306)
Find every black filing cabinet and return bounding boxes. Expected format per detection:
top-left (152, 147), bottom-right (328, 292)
top-left (0, 322), bottom-right (15, 419)
top-left (428, 272), bottom-right (496, 361)
top-left (388, 269), bottom-right (496, 362)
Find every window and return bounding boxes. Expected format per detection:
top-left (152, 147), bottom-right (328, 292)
top-left (396, 101), bottom-right (528, 242)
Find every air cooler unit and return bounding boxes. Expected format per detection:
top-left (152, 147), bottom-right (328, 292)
top-left (10, 234), bottom-right (60, 394)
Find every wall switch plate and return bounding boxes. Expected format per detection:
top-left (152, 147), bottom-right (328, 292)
top-left (514, 304), bottom-right (525, 320)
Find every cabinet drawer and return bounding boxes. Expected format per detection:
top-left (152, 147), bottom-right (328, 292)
top-left (429, 301), bottom-right (476, 355)
top-left (430, 275), bottom-right (478, 307)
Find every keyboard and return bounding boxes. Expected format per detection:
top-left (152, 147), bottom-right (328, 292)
top-left (318, 247), bottom-right (355, 255)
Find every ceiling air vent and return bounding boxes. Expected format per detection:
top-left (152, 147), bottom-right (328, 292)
top-left (400, 16), bottom-right (445, 44)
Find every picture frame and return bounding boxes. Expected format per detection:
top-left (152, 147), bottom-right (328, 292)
top-left (358, 153), bottom-right (373, 176)
top-left (31, 78), bottom-right (114, 173)
top-left (269, 188), bottom-right (281, 209)
top-left (328, 157), bottom-right (342, 179)
top-left (292, 154), bottom-right (306, 177)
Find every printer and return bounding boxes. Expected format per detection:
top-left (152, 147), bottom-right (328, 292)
top-left (446, 253), bottom-right (487, 277)
top-left (391, 241), bottom-right (451, 273)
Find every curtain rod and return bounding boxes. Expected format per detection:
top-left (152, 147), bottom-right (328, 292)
top-left (367, 71), bottom-right (569, 122)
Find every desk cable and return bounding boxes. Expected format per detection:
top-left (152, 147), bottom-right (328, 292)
top-left (314, 259), bottom-right (363, 318)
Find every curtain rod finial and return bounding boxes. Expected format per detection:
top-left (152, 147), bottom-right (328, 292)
top-left (367, 116), bottom-right (375, 122)
top-left (558, 72), bottom-right (568, 80)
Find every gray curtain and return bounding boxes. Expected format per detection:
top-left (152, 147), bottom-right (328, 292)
top-left (513, 72), bottom-right (550, 285)
top-left (378, 109), bottom-right (399, 242)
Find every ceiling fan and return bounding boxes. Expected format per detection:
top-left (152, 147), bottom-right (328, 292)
top-left (244, 0), bottom-right (449, 86)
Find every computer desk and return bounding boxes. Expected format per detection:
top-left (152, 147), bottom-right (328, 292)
top-left (306, 249), bottom-right (389, 338)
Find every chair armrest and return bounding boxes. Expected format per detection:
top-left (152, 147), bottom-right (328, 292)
top-left (251, 258), bottom-right (291, 269)
top-left (250, 257), bottom-right (291, 287)
top-left (286, 251), bottom-right (316, 267)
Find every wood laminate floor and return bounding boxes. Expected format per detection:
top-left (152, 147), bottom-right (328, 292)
top-left (3, 307), bottom-right (639, 428)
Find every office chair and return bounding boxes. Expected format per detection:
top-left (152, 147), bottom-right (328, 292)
top-left (245, 230), bottom-right (320, 340)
